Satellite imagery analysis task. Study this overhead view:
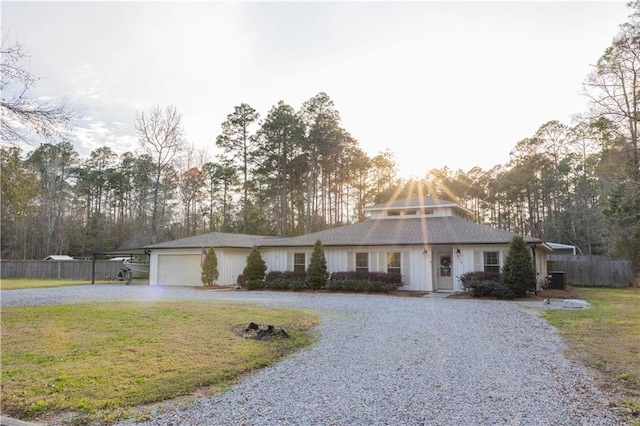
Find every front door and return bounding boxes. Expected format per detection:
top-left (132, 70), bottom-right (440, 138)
top-left (436, 251), bottom-right (454, 291)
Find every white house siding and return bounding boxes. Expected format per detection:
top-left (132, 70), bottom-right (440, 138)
top-left (216, 248), bottom-right (252, 285)
top-left (405, 247), bottom-right (431, 291)
top-left (149, 248), bottom-right (251, 287)
top-left (262, 248), bottom-right (289, 272)
top-left (454, 244), bottom-right (547, 292)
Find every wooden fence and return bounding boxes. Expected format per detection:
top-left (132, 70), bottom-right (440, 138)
top-left (547, 255), bottom-right (636, 288)
top-left (0, 260), bottom-right (126, 281)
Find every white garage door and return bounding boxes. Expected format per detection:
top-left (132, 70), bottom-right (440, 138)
top-left (157, 254), bottom-right (202, 286)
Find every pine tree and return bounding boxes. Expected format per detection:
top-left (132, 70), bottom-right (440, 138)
top-left (243, 246), bottom-right (266, 281)
top-left (307, 240), bottom-right (328, 289)
top-left (201, 248), bottom-right (219, 286)
top-left (501, 235), bottom-right (537, 297)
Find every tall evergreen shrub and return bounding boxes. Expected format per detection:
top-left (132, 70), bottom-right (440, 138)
top-left (201, 247), bottom-right (219, 286)
top-left (243, 246), bottom-right (267, 281)
top-left (307, 240), bottom-right (328, 289)
top-left (501, 235), bottom-right (537, 297)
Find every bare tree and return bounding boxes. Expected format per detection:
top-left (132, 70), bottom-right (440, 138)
top-left (135, 105), bottom-right (186, 242)
top-left (0, 36), bottom-right (75, 143)
top-left (582, 1), bottom-right (640, 179)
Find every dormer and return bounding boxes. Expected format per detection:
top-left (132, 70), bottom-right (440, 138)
top-left (363, 196), bottom-right (473, 220)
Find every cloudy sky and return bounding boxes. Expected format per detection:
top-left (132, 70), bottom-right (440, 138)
top-left (1, 1), bottom-right (631, 178)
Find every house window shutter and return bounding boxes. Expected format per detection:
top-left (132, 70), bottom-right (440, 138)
top-left (348, 251), bottom-right (354, 271)
top-left (287, 252), bottom-right (293, 271)
top-left (402, 251), bottom-right (410, 281)
top-left (474, 250), bottom-right (482, 271)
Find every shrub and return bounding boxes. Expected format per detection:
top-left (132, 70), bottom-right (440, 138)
top-left (236, 274), bottom-right (245, 287)
top-left (265, 271), bottom-right (306, 282)
top-left (501, 235), bottom-right (537, 297)
top-left (459, 271), bottom-right (500, 290)
top-left (243, 246), bottom-right (267, 281)
top-left (325, 279), bottom-right (396, 293)
top-left (330, 271), bottom-right (403, 286)
top-left (459, 271), bottom-right (515, 298)
top-left (243, 280), bottom-right (265, 290)
top-left (201, 248), bottom-right (219, 286)
top-left (263, 278), bottom-right (307, 291)
top-left (307, 240), bottom-right (328, 289)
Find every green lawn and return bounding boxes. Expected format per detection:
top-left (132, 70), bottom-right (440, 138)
top-left (544, 287), bottom-right (640, 419)
top-left (1, 301), bottom-right (319, 423)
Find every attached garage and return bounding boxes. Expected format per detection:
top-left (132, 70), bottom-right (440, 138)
top-left (154, 250), bottom-right (201, 286)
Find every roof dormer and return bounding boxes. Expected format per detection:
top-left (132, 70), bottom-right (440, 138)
top-left (363, 196), bottom-right (473, 220)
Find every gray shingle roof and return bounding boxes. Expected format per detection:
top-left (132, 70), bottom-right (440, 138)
top-left (145, 218), bottom-right (541, 250)
top-left (144, 232), bottom-right (270, 249)
top-left (260, 217), bottom-right (541, 247)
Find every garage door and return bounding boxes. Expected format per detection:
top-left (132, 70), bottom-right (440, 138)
top-left (157, 254), bottom-right (202, 286)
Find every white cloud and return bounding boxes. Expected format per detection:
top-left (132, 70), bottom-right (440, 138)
top-left (1, 1), bottom-right (631, 177)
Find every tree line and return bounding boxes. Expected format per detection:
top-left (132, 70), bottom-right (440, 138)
top-left (1, 2), bottom-right (638, 270)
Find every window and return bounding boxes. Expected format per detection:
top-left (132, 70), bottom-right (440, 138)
top-left (387, 252), bottom-right (401, 275)
top-left (403, 210), bottom-right (417, 216)
top-left (484, 251), bottom-right (500, 274)
top-left (294, 253), bottom-right (306, 273)
top-left (355, 253), bottom-right (368, 273)
top-left (387, 211), bottom-right (400, 216)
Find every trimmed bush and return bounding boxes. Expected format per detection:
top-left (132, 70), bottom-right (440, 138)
top-left (265, 271), bottom-right (307, 282)
top-left (201, 248), bottom-right (219, 286)
top-left (459, 271), bottom-right (515, 298)
top-left (243, 280), bottom-right (265, 290)
top-left (325, 279), bottom-right (396, 293)
top-left (307, 240), bottom-right (328, 289)
top-left (459, 271), bottom-right (500, 289)
top-left (330, 271), bottom-right (403, 286)
top-left (502, 235), bottom-right (537, 297)
top-left (243, 246), bottom-right (267, 281)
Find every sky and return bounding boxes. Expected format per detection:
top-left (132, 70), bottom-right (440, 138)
top-left (1, 1), bottom-right (631, 178)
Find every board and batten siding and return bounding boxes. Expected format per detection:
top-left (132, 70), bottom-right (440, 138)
top-left (217, 248), bottom-right (253, 285)
top-left (458, 244), bottom-right (547, 291)
top-left (149, 248), bottom-right (252, 286)
top-left (262, 246), bottom-right (429, 291)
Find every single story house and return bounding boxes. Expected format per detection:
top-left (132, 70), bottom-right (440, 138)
top-left (140, 197), bottom-right (549, 292)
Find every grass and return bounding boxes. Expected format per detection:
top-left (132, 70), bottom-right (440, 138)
top-left (543, 287), bottom-right (640, 421)
top-left (1, 301), bottom-right (319, 423)
top-left (0, 278), bottom-right (127, 290)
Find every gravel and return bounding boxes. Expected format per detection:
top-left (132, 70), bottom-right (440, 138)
top-left (2, 285), bottom-right (620, 425)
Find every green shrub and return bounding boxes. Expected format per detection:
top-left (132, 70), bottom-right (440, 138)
top-left (236, 274), bottom-right (245, 287)
top-left (459, 271), bottom-right (514, 298)
top-left (262, 278), bottom-right (307, 291)
top-left (459, 271), bottom-right (500, 290)
top-left (243, 280), bottom-right (265, 290)
top-left (307, 240), bottom-right (328, 289)
top-left (325, 279), bottom-right (395, 293)
top-left (330, 271), bottom-right (403, 285)
top-left (200, 248), bottom-right (219, 286)
top-left (501, 235), bottom-right (537, 297)
top-left (265, 271), bottom-right (307, 282)
top-left (243, 246), bottom-right (267, 281)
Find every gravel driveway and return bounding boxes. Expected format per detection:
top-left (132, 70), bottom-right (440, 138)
top-left (2, 285), bottom-right (618, 425)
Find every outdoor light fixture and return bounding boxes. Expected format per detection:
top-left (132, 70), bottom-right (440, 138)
top-left (456, 248), bottom-right (461, 254)
top-left (422, 248), bottom-right (428, 254)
